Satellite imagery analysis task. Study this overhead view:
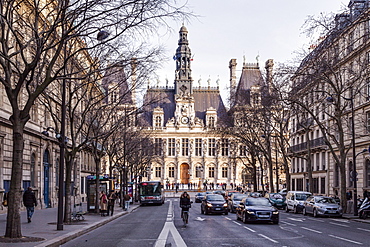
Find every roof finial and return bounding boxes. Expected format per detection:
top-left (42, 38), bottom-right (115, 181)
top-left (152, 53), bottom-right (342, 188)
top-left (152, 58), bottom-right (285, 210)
top-left (256, 52), bottom-right (260, 65)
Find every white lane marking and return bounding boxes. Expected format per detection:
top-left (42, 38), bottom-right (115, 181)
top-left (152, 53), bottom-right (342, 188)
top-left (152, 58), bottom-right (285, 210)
top-left (280, 221), bottom-right (296, 226)
top-left (357, 227), bottom-right (370, 232)
top-left (154, 201), bottom-right (187, 247)
top-left (258, 234), bottom-right (279, 243)
top-left (329, 235), bottom-right (363, 245)
top-left (224, 217), bottom-right (232, 220)
top-left (329, 222), bottom-right (349, 227)
top-left (331, 218), bottom-right (349, 223)
top-left (195, 217), bottom-right (205, 221)
top-left (287, 217), bottom-right (304, 222)
top-left (233, 221), bottom-right (242, 226)
top-left (307, 218), bottom-right (325, 222)
top-left (244, 226), bottom-right (256, 232)
top-left (300, 227), bottom-right (322, 234)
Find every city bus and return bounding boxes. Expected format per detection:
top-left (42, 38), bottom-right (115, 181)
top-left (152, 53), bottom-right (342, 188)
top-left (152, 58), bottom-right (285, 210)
top-left (139, 181), bottom-right (165, 205)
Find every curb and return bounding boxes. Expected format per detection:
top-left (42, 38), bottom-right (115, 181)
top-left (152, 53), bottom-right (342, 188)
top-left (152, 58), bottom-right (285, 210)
top-left (35, 206), bottom-right (140, 247)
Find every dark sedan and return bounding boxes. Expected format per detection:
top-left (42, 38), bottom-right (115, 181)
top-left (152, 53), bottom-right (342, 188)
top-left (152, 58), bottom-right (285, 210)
top-left (195, 192), bottom-right (206, 203)
top-left (236, 197), bottom-right (279, 224)
top-left (228, 193), bottom-right (248, 213)
top-left (201, 194), bottom-right (228, 215)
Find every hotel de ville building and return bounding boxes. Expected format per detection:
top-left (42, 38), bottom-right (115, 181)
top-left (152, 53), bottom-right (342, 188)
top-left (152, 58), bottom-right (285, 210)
top-left (134, 25), bottom-right (276, 189)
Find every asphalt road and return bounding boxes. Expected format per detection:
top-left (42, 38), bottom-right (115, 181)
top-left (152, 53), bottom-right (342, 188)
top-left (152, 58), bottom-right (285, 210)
top-left (62, 198), bottom-right (370, 247)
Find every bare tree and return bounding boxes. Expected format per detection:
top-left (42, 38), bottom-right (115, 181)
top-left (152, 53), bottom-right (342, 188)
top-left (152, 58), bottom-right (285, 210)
top-left (0, 0), bottom-right (190, 239)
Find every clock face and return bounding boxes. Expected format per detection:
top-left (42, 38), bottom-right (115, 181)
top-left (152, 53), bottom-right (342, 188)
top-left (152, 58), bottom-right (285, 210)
top-left (181, 117), bottom-right (189, 124)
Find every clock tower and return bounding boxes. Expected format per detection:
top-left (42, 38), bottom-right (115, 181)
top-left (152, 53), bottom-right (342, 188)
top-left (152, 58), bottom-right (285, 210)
top-left (174, 25), bottom-right (195, 126)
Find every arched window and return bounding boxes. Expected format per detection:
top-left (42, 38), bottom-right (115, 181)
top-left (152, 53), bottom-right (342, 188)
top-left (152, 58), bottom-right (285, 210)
top-left (155, 116), bottom-right (161, 127)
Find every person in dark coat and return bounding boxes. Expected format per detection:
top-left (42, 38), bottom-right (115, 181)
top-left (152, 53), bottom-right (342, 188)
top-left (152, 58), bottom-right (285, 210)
top-left (107, 190), bottom-right (117, 216)
top-left (23, 187), bottom-right (37, 223)
top-left (179, 191), bottom-right (191, 221)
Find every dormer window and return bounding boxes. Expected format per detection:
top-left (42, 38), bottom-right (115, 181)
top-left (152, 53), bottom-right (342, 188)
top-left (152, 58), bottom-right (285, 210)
top-left (208, 116), bottom-right (215, 128)
top-left (155, 116), bottom-right (162, 127)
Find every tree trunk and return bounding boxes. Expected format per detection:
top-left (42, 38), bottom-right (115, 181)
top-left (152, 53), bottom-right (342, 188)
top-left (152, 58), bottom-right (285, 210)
top-left (5, 121), bottom-right (26, 238)
top-left (64, 157), bottom-right (73, 224)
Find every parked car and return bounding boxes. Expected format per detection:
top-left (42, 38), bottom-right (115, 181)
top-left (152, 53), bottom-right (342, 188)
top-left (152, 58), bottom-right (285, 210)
top-left (286, 191), bottom-right (312, 213)
top-left (279, 188), bottom-right (287, 196)
top-left (195, 192), bottom-right (206, 203)
top-left (225, 190), bottom-right (239, 201)
top-left (250, 192), bottom-right (263, 198)
top-left (228, 193), bottom-right (248, 213)
top-left (265, 193), bottom-right (286, 209)
top-left (201, 194), bottom-right (228, 215)
top-left (236, 197), bottom-right (279, 224)
top-left (303, 196), bottom-right (343, 217)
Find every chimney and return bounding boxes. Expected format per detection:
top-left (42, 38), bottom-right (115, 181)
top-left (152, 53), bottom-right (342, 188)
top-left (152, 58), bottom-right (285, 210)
top-left (131, 58), bottom-right (137, 105)
top-left (229, 59), bottom-right (237, 102)
top-left (265, 59), bottom-right (274, 95)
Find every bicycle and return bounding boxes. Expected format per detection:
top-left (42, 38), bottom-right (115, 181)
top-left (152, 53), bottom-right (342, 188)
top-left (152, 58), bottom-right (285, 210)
top-left (183, 209), bottom-right (189, 226)
top-left (181, 205), bottom-right (191, 226)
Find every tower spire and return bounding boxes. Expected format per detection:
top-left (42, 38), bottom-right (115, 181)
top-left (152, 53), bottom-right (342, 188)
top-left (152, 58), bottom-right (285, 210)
top-left (174, 25), bottom-right (193, 96)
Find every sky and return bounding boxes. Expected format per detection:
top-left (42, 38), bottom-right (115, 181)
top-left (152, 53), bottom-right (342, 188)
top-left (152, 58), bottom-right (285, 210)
top-left (152, 0), bottom-right (348, 106)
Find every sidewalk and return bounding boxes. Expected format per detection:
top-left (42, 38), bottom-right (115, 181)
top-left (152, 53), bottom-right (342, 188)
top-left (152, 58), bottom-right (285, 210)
top-left (0, 203), bottom-right (139, 247)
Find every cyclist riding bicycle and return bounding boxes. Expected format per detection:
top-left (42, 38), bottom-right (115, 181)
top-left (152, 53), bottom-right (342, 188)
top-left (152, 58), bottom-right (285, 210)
top-left (180, 191), bottom-right (191, 224)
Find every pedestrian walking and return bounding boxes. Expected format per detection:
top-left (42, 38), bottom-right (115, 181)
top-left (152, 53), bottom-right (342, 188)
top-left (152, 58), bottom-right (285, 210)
top-left (100, 191), bottom-right (108, 216)
top-left (23, 187), bottom-right (37, 223)
top-left (107, 190), bottom-right (117, 216)
top-left (124, 193), bottom-right (131, 211)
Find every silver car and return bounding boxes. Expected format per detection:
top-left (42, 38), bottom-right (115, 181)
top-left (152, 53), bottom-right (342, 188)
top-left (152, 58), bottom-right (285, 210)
top-left (303, 196), bottom-right (343, 217)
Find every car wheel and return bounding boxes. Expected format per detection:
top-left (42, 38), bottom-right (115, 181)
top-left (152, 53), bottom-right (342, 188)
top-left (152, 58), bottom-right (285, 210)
top-left (225, 211), bottom-right (228, 215)
top-left (286, 206), bottom-right (289, 213)
top-left (313, 209), bottom-right (318, 218)
top-left (242, 212), bottom-right (248, 223)
top-left (293, 206), bottom-right (298, 214)
top-left (273, 220), bottom-right (279, 224)
top-left (303, 208), bottom-right (307, 216)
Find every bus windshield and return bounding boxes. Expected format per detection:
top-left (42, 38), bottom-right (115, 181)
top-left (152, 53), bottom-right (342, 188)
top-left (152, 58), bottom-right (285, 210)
top-left (139, 182), bottom-right (162, 196)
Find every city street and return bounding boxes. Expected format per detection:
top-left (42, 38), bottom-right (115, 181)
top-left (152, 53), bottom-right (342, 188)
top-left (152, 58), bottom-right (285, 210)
top-left (62, 196), bottom-right (370, 247)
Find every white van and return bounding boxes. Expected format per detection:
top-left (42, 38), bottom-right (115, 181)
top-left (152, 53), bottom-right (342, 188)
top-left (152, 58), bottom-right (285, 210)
top-left (285, 191), bottom-right (312, 213)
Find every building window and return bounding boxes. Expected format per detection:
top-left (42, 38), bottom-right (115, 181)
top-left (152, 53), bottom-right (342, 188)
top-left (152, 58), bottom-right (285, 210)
top-left (31, 153), bottom-right (36, 187)
top-left (366, 111), bottom-right (370, 133)
top-left (221, 139), bottom-right (229, 156)
top-left (209, 167), bottom-right (215, 178)
top-left (196, 166), bottom-right (202, 178)
top-left (366, 159), bottom-right (370, 187)
top-left (155, 116), bottom-right (162, 127)
top-left (222, 167), bottom-right (228, 178)
top-left (182, 138), bottom-right (189, 156)
top-left (322, 152), bottom-right (326, 170)
top-left (155, 167), bottom-right (161, 178)
top-left (154, 138), bottom-right (163, 156)
top-left (208, 138), bottom-right (216, 156)
top-left (320, 177), bottom-right (326, 194)
top-left (334, 163), bottom-right (339, 187)
top-left (195, 139), bottom-right (202, 156)
top-left (208, 116), bottom-right (215, 128)
top-left (168, 138), bottom-right (176, 156)
top-left (297, 178), bottom-right (303, 191)
top-left (239, 145), bottom-right (247, 156)
top-left (168, 167), bottom-right (174, 178)
top-left (312, 178), bottom-right (319, 194)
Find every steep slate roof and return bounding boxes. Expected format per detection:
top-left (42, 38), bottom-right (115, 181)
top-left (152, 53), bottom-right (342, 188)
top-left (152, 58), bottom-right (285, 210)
top-left (234, 63), bottom-right (264, 106)
top-left (140, 86), bottom-right (229, 127)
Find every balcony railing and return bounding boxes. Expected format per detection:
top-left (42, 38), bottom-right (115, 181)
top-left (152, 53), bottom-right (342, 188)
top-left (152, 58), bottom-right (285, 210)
top-left (288, 137), bottom-right (327, 153)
